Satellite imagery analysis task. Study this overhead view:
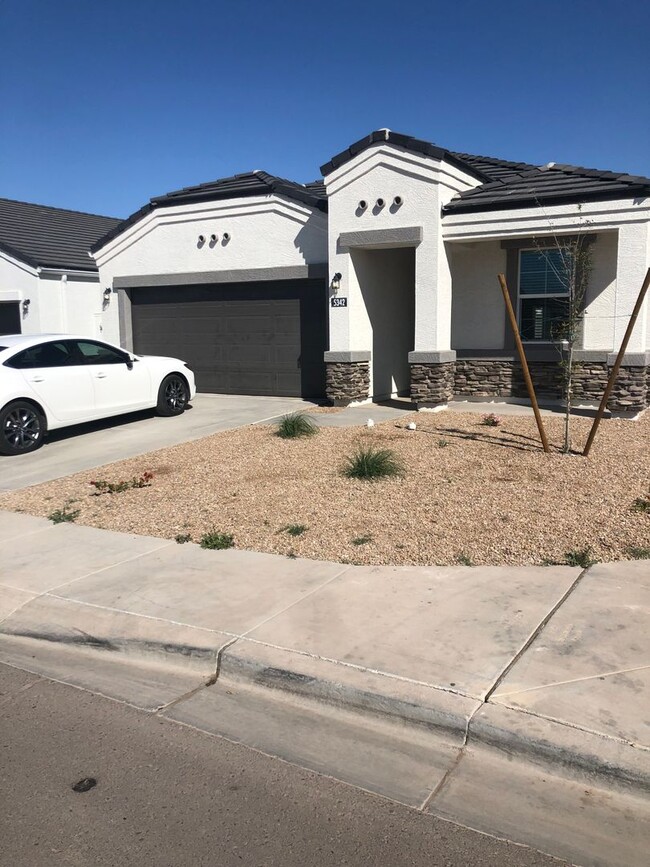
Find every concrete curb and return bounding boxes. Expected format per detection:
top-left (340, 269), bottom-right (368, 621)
top-left (219, 639), bottom-right (479, 743)
top-left (1, 601), bottom-right (648, 795)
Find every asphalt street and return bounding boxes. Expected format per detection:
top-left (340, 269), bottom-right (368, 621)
top-left (0, 664), bottom-right (560, 867)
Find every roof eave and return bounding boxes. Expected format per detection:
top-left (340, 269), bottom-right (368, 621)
top-left (320, 129), bottom-right (493, 184)
top-left (443, 186), bottom-right (650, 216)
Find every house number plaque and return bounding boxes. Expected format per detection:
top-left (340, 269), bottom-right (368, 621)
top-left (330, 297), bottom-right (348, 307)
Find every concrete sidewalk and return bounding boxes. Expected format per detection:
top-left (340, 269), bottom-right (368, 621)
top-left (0, 510), bottom-right (648, 867)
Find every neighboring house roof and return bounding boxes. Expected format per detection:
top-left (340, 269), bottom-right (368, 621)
top-left (320, 129), bottom-right (650, 214)
top-left (0, 198), bottom-right (121, 271)
top-left (91, 171), bottom-right (328, 254)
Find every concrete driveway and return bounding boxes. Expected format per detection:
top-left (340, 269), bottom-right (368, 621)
top-left (0, 394), bottom-right (315, 493)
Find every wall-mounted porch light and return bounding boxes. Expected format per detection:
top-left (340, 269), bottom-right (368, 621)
top-left (103, 287), bottom-right (112, 307)
top-left (331, 272), bottom-right (342, 295)
top-left (22, 298), bottom-right (31, 316)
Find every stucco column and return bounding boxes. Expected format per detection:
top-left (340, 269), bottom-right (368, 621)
top-left (614, 222), bottom-right (650, 352)
top-left (409, 236), bottom-right (456, 407)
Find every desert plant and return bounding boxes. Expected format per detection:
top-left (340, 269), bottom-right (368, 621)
top-left (565, 547), bottom-right (596, 568)
top-left (281, 524), bottom-right (308, 537)
top-left (481, 413), bottom-right (502, 427)
top-left (276, 412), bottom-right (318, 439)
top-left (627, 546), bottom-right (650, 559)
top-left (48, 501), bottom-right (80, 524)
top-left (437, 438), bottom-right (449, 448)
top-left (455, 553), bottom-right (474, 566)
top-left (199, 530), bottom-right (234, 550)
top-left (343, 446), bottom-right (404, 480)
top-left (90, 471), bottom-right (154, 494)
top-left (175, 533), bottom-right (192, 544)
top-left (631, 494), bottom-right (650, 513)
top-left (351, 534), bottom-right (373, 546)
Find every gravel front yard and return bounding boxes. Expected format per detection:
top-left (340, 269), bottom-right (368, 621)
top-left (2, 411), bottom-right (649, 567)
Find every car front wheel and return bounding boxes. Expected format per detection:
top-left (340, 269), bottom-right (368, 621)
top-left (0, 401), bottom-right (46, 456)
top-left (156, 374), bottom-right (189, 417)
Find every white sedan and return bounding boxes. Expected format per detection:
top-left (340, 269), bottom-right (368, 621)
top-left (0, 334), bottom-right (196, 456)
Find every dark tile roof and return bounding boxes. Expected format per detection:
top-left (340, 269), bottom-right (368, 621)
top-left (443, 159), bottom-right (650, 213)
top-left (320, 129), bottom-right (493, 183)
top-left (320, 129), bottom-right (650, 213)
top-left (91, 171), bottom-right (328, 255)
top-left (0, 198), bottom-right (121, 271)
top-left (91, 133), bottom-right (650, 256)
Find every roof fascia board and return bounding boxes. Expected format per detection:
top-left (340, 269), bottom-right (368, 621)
top-left (324, 145), bottom-right (479, 199)
top-left (443, 186), bottom-right (650, 216)
top-left (321, 131), bottom-right (492, 184)
top-left (0, 239), bottom-right (40, 270)
top-left (0, 245), bottom-right (39, 276)
top-left (38, 267), bottom-right (99, 281)
top-left (443, 197), bottom-right (650, 242)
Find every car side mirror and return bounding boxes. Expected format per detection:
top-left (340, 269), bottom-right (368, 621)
top-left (125, 356), bottom-right (134, 370)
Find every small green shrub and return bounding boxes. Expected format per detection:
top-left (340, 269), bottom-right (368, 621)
top-left (175, 533), bottom-right (192, 544)
top-left (481, 413), bottom-right (502, 427)
top-left (282, 524), bottom-right (308, 537)
top-left (343, 446), bottom-right (404, 480)
top-left (200, 531), bottom-right (234, 550)
top-left (276, 412), bottom-right (318, 439)
top-left (565, 548), bottom-right (596, 568)
top-left (90, 471), bottom-right (153, 495)
top-left (352, 534), bottom-right (373, 546)
top-left (437, 439), bottom-right (449, 448)
top-left (48, 499), bottom-right (80, 524)
top-left (48, 503), bottom-right (80, 524)
top-left (627, 546), bottom-right (650, 559)
top-left (455, 553), bottom-right (474, 566)
top-left (631, 494), bottom-right (650, 513)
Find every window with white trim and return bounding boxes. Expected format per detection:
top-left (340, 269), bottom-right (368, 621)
top-left (518, 248), bottom-right (569, 341)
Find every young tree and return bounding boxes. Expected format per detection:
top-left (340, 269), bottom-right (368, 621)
top-left (536, 234), bottom-right (593, 453)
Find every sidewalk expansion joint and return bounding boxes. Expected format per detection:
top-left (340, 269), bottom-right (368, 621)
top-left (154, 636), bottom-right (241, 714)
top-left (482, 564), bottom-right (592, 704)
top-left (418, 702), bottom-right (483, 812)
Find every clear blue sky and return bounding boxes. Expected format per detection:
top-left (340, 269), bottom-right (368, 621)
top-left (2, 0), bottom-right (649, 219)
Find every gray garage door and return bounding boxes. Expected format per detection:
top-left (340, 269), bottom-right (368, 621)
top-left (130, 280), bottom-right (327, 397)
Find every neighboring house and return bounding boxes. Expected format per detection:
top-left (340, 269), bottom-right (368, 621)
top-left (91, 130), bottom-right (650, 414)
top-left (0, 198), bottom-right (120, 338)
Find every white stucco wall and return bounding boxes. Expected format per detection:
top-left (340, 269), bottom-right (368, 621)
top-left (582, 231), bottom-right (618, 350)
top-left (0, 251), bottom-right (106, 336)
top-left (93, 196), bottom-right (327, 281)
top-left (349, 248), bottom-right (415, 398)
top-left (449, 241), bottom-right (507, 349)
top-left (0, 252), bottom-right (38, 332)
top-left (324, 143), bottom-right (481, 354)
top-left (443, 197), bottom-right (650, 353)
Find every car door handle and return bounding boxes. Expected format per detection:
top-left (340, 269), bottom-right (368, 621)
top-left (94, 372), bottom-right (107, 379)
top-left (30, 376), bottom-right (45, 382)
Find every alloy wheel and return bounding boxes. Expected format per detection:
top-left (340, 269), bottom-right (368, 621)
top-left (3, 406), bottom-right (42, 451)
top-left (164, 378), bottom-right (187, 410)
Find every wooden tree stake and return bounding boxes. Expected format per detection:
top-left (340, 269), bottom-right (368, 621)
top-left (583, 267), bottom-right (650, 457)
top-left (497, 274), bottom-right (550, 453)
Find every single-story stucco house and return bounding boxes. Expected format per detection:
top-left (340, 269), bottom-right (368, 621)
top-left (0, 198), bottom-right (120, 338)
top-left (89, 129), bottom-right (650, 415)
